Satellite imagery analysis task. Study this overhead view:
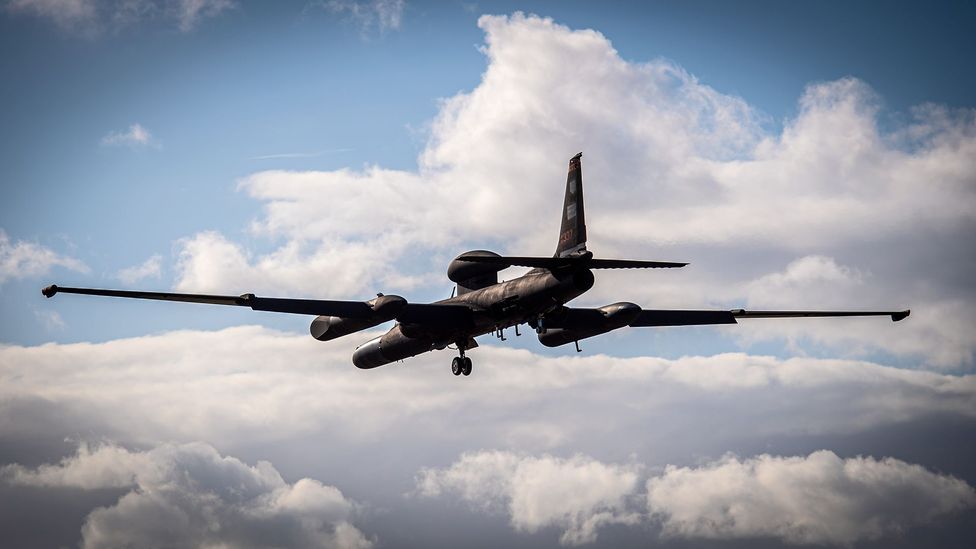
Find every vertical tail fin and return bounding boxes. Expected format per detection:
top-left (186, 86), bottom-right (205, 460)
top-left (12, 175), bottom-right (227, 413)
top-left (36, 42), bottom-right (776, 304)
top-left (555, 152), bottom-right (587, 257)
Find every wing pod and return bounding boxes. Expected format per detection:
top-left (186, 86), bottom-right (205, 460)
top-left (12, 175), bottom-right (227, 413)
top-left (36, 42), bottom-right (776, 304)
top-left (310, 294), bottom-right (407, 341)
top-left (538, 302), bottom-right (641, 347)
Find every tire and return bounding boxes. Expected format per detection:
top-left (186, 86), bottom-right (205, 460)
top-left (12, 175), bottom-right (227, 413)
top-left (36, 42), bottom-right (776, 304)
top-left (451, 357), bottom-right (461, 376)
top-left (461, 357), bottom-right (472, 376)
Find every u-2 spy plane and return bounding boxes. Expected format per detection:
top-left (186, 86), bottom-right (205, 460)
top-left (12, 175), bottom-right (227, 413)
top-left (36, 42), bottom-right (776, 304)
top-left (42, 153), bottom-right (909, 376)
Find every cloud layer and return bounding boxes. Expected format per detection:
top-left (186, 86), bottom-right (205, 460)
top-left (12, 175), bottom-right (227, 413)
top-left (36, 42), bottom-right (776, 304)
top-left (166, 13), bottom-right (976, 368)
top-left (2, 324), bottom-right (975, 545)
top-left (2, 441), bottom-right (372, 549)
top-left (3, 326), bottom-right (974, 448)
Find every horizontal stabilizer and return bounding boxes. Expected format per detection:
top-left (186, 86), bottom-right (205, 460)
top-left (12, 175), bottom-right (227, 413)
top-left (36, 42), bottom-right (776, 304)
top-left (457, 255), bottom-right (687, 270)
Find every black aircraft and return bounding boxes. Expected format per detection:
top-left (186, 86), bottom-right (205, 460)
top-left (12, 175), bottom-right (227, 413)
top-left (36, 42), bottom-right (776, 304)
top-left (42, 153), bottom-right (909, 376)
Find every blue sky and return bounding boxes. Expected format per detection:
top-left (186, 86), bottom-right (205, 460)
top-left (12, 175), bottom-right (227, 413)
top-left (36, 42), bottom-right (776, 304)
top-left (2, 0), bottom-right (973, 351)
top-left (1, 2), bottom-right (975, 548)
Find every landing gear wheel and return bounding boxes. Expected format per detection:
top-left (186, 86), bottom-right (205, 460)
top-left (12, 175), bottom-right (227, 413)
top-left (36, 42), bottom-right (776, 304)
top-left (451, 357), bottom-right (462, 376)
top-left (461, 357), bottom-right (472, 376)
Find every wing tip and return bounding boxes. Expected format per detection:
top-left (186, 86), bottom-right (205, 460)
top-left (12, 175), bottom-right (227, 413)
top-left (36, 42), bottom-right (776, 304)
top-left (892, 309), bottom-right (910, 322)
top-left (41, 284), bottom-right (58, 298)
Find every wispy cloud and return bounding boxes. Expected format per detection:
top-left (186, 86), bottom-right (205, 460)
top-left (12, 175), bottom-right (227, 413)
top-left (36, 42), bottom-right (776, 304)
top-left (320, 0), bottom-right (405, 34)
top-left (101, 123), bottom-right (156, 148)
top-left (251, 148), bottom-right (353, 160)
top-left (6, 0), bottom-right (98, 34)
top-left (0, 229), bottom-right (88, 285)
top-left (5, 0), bottom-right (235, 35)
top-left (116, 254), bottom-right (162, 284)
top-left (33, 309), bottom-right (66, 330)
top-left (174, 0), bottom-right (234, 32)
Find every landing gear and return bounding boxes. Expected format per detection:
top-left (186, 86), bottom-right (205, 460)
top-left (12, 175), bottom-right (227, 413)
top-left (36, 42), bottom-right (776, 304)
top-left (452, 350), bottom-right (473, 377)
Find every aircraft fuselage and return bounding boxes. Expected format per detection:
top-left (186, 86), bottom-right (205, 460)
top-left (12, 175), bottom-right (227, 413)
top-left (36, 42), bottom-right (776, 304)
top-left (351, 267), bottom-right (594, 368)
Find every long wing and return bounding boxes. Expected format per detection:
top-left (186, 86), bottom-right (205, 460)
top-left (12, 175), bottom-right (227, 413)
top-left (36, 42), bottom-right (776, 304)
top-left (41, 285), bottom-right (473, 327)
top-left (630, 308), bottom-right (911, 327)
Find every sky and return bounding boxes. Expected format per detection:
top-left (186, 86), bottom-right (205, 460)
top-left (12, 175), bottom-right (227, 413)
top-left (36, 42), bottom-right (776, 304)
top-left (1, 1), bottom-right (975, 547)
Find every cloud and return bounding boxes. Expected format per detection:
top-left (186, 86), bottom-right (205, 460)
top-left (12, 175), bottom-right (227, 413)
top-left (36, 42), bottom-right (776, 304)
top-left (734, 255), bottom-right (974, 368)
top-left (100, 123), bottom-right (155, 147)
top-left (416, 451), bottom-right (641, 545)
top-left (0, 229), bottom-right (88, 285)
top-left (2, 326), bottom-right (975, 545)
top-left (419, 448), bottom-right (976, 546)
top-left (6, 0), bottom-right (235, 35)
top-left (322, 0), bottom-right (405, 34)
top-left (174, 0), bottom-right (234, 32)
top-left (166, 13), bottom-right (976, 368)
top-left (174, 230), bottom-right (409, 296)
top-left (2, 441), bottom-right (373, 549)
top-left (33, 309), bottom-right (66, 330)
top-left (646, 450), bottom-right (976, 545)
top-left (116, 254), bottom-right (162, 284)
top-left (251, 148), bottom-right (354, 160)
top-left (2, 325), bottom-right (974, 449)
top-left (6, 0), bottom-right (98, 32)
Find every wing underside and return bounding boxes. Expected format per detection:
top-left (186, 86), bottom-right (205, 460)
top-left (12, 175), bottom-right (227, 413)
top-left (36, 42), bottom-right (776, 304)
top-left (631, 308), bottom-right (911, 326)
top-left (41, 285), bottom-right (472, 327)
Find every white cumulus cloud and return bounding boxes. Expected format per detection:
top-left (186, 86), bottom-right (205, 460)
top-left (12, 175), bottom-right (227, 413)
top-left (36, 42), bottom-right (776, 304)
top-left (167, 13), bottom-right (976, 368)
top-left (2, 441), bottom-right (373, 549)
top-left (417, 451), bottom-right (641, 545)
top-left (419, 449), bottom-right (975, 546)
top-left (646, 450), bottom-right (976, 545)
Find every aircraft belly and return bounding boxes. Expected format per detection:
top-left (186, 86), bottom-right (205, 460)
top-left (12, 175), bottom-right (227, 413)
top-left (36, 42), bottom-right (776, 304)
top-left (353, 270), bottom-right (596, 368)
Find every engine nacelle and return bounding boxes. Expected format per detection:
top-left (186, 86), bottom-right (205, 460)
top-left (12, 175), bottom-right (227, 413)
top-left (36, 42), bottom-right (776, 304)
top-left (448, 250), bottom-right (505, 293)
top-left (537, 302), bottom-right (641, 347)
top-left (309, 294), bottom-right (406, 342)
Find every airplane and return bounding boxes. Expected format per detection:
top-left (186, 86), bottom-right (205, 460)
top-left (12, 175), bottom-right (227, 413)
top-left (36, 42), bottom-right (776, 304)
top-left (42, 152), bottom-right (909, 376)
